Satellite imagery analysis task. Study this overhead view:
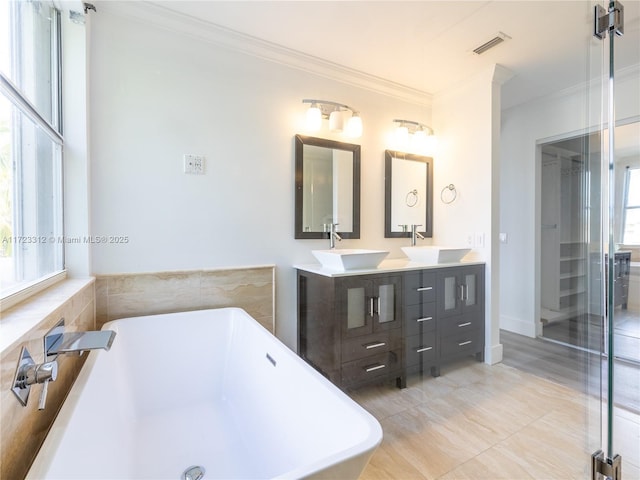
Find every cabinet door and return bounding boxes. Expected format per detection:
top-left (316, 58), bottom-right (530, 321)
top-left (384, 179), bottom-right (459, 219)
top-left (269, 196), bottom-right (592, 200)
top-left (437, 266), bottom-right (484, 318)
top-left (338, 277), bottom-right (372, 338)
top-left (460, 266), bottom-right (484, 315)
top-left (437, 269), bottom-right (462, 318)
top-left (373, 276), bottom-right (402, 332)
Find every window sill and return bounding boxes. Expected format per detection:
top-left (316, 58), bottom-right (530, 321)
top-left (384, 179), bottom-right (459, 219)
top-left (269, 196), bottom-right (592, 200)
top-left (1, 271), bottom-right (67, 311)
top-left (0, 277), bottom-right (94, 355)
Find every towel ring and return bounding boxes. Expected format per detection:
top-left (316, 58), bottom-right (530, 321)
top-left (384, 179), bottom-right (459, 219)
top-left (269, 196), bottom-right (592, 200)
top-left (440, 184), bottom-right (457, 204)
top-left (405, 189), bottom-right (418, 207)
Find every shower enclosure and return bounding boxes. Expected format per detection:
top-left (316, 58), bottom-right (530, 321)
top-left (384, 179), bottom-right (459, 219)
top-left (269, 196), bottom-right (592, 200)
top-left (537, 2), bottom-right (638, 477)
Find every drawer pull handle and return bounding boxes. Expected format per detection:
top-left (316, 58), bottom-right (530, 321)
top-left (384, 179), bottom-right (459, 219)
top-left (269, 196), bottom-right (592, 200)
top-left (364, 342), bottom-right (386, 349)
top-left (417, 316), bottom-right (433, 322)
top-left (417, 286), bottom-right (433, 292)
top-left (364, 364), bottom-right (386, 373)
top-left (416, 346), bottom-right (433, 353)
top-left (458, 340), bottom-right (472, 346)
top-left (458, 322), bottom-right (472, 327)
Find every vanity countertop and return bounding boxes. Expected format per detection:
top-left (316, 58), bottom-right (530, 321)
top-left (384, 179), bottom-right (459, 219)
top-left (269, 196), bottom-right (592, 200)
top-left (294, 258), bottom-right (485, 277)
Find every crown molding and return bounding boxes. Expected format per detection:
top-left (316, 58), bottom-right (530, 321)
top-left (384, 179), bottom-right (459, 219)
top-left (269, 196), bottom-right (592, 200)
top-left (96, 1), bottom-right (433, 107)
top-left (505, 62), bottom-right (640, 113)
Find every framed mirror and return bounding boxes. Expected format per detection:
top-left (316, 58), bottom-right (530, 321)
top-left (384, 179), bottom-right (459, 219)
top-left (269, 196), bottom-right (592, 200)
top-left (384, 150), bottom-right (433, 238)
top-left (295, 135), bottom-right (361, 239)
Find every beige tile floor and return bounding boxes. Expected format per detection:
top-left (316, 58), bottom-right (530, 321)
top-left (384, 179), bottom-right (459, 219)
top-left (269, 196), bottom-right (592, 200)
top-left (350, 360), bottom-right (640, 480)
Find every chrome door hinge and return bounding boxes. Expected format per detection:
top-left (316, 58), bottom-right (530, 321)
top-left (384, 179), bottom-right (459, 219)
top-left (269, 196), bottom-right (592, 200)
top-left (592, 450), bottom-right (622, 480)
top-left (595, 1), bottom-right (624, 39)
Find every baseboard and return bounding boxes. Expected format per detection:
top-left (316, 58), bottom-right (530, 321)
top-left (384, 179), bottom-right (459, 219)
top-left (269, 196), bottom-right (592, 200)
top-left (500, 314), bottom-right (537, 338)
top-left (485, 343), bottom-right (503, 365)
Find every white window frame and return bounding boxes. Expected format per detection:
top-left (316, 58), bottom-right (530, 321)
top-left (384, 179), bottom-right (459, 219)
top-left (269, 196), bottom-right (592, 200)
top-left (621, 166), bottom-right (640, 246)
top-left (0, 1), bottom-right (65, 310)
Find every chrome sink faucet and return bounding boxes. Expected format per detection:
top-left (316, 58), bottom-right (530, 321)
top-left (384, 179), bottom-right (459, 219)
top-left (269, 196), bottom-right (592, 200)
top-left (329, 223), bottom-right (342, 249)
top-left (411, 224), bottom-right (425, 246)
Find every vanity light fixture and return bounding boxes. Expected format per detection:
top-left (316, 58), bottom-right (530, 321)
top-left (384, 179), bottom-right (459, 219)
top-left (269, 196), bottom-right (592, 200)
top-left (392, 119), bottom-right (437, 155)
top-left (302, 99), bottom-right (362, 138)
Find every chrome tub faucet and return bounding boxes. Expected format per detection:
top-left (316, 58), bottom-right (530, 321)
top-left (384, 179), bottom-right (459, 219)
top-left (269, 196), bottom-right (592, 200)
top-left (11, 318), bottom-right (116, 410)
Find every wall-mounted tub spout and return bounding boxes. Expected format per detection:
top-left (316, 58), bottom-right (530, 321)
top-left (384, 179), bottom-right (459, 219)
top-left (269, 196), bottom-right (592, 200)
top-left (45, 318), bottom-right (116, 359)
top-left (46, 331), bottom-right (116, 357)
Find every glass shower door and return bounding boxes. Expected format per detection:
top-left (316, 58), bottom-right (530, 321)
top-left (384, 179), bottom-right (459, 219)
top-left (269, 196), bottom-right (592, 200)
top-left (589, 1), bottom-right (639, 477)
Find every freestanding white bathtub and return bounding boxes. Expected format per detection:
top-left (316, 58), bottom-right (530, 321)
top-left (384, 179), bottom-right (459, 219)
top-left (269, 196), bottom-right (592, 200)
top-left (27, 308), bottom-right (382, 479)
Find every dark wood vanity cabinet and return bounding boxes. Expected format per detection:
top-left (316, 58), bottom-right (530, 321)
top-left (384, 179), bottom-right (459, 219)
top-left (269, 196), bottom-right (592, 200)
top-left (297, 271), bottom-right (403, 389)
top-left (403, 271), bottom-right (438, 381)
top-left (297, 263), bottom-right (485, 391)
top-left (434, 265), bottom-right (485, 375)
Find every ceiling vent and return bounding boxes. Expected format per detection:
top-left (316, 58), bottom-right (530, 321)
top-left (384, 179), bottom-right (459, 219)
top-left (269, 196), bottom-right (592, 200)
top-left (473, 32), bottom-right (511, 55)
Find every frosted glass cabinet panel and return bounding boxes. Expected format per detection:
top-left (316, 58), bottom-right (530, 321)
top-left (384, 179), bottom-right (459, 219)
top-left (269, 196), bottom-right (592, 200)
top-left (378, 284), bottom-right (396, 323)
top-left (464, 273), bottom-right (477, 307)
top-left (346, 287), bottom-right (366, 329)
top-left (442, 275), bottom-right (457, 312)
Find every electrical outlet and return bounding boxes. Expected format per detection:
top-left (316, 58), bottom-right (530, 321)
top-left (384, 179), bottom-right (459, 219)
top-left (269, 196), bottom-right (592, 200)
top-left (467, 234), bottom-right (474, 246)
top-left (475, 232), bottom-right (485, 248)
top-left (183, 154), bottom-right (205, 175)
top-left (499, 232), bottom-right (508, 244)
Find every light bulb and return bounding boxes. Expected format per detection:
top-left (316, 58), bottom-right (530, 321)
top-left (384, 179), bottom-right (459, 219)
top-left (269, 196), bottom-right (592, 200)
top-left (329, 110), bottom-right (344, 132)
top-left (412, 129), bottom-right (427, 152)
top-left (395, 125), bottom-right (409, 147)
top-left (306, 104), bottom-right (322, 131)
top-left (424, 135), bottom-right (438, 156)
top-left (346, 113), bottom-right (363, 138)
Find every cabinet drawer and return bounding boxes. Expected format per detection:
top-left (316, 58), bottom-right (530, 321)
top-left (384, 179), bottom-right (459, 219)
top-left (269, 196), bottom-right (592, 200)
top-left (341, 351), bottom-right (400, 385)
top-left (341, 331), bottom-right (396, 363)
top-left (438, 311), bottom-right (483, 337)
top-left (405, 303), bottom-right (436, 336)
top-left (404, 272), bottom-right (436, 305)
top-left (405, 331), bottom-right (436, 366)
top-left (440, 329), bottom-right (483, 358)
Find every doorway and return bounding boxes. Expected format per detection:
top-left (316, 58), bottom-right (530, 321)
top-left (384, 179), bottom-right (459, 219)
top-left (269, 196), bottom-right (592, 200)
top-left (538, 123), bottom-right (640, 417)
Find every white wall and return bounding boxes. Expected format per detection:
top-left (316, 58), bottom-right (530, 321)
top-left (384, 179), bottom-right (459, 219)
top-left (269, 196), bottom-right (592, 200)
top-left (500, 66), bottom-right (640, 337)
top-left (88, 8), bottom-right (432, 349)
top-left (433, 65), bottom-right (511, 365)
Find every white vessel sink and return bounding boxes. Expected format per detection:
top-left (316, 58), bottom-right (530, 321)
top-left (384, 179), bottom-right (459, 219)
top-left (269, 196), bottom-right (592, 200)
top-left (401, 246), bottom-right (471, 264)
top-left (312, 249), bottom-right (389, 271)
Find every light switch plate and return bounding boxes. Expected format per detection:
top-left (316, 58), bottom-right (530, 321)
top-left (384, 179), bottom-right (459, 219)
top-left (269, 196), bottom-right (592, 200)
top-left (183, 154), bottom-right (205, 175)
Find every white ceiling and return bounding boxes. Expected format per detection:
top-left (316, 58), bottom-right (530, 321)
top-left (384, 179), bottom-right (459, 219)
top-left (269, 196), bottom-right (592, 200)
top-left (144, 0), bottom-right (640, 110)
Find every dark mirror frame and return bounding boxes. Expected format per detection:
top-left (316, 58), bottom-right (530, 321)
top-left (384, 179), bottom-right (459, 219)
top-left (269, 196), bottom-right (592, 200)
top-left (384, 149), bottom-right (433, 238)
top-left (295, 134), bottom-right (361, 239)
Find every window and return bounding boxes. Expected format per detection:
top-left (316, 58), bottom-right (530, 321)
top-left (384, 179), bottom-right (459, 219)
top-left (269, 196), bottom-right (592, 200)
top-left (1, 1), bottom-right (64, 301)
top-left (622, 167), bottom-right (640, 245)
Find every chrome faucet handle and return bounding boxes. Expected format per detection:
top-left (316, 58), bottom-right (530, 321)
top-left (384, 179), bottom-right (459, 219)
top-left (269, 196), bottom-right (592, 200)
top-left (398, 224), bottom-right (408, 232)
top-left (12, 347), bottom-right (58, 409)
top-left (35, 360), bottom-right (58, 410)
